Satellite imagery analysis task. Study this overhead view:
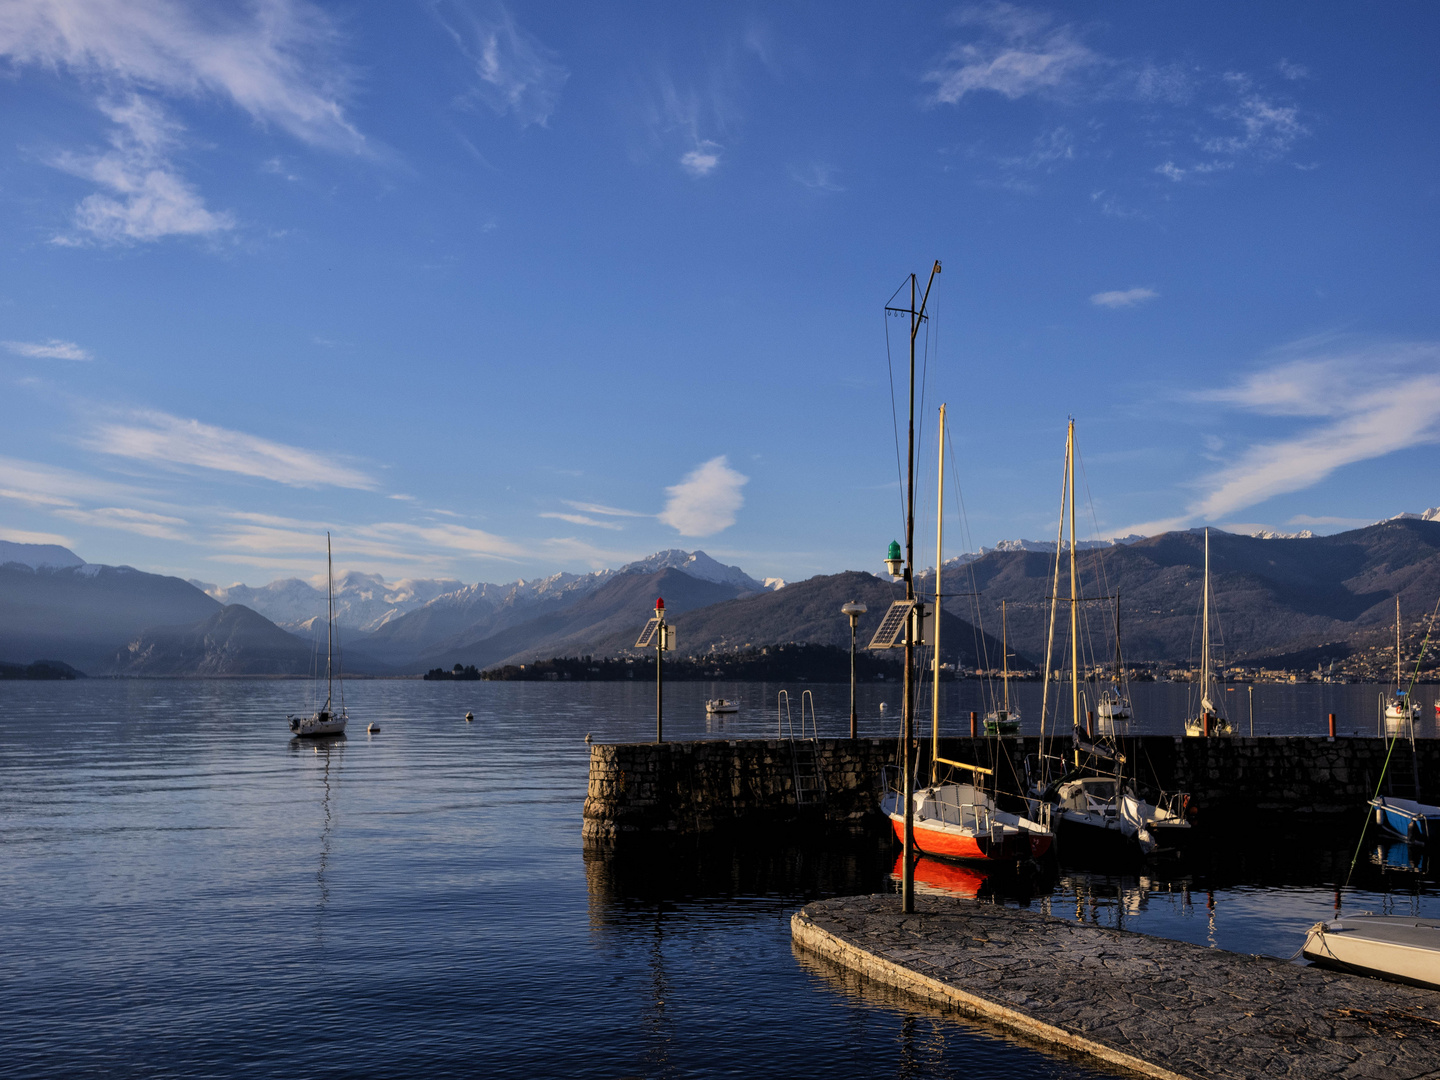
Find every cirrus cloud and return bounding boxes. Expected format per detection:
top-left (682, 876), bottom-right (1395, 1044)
top-left (1090, 287), bottom-right (1157, 309)
top-left (3, 338), bottom-right (93, 360)
top-left (85, 408), bottom-right (377, 489)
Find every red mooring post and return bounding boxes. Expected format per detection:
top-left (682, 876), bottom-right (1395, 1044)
top-left (1203, 711), bottom-right (1211, 738)
top-left (970, 710), bottom-right (977, 738)
top-left (1087, 709), bottom-right (1094, 739)
top-left (1328, 712), bottom-right (1336, 740)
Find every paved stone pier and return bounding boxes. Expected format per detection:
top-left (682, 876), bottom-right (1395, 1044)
top-left (792, 895), bottom-right (1440, 1080)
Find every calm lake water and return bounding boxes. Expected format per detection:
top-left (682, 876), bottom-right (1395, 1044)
top-left (1, 678), bottom-right (1435, 1078)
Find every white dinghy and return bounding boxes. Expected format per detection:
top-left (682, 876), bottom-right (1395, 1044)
top-left (1302, 914), bottom-right (1440, 990)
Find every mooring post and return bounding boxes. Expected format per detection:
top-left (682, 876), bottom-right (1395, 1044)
top-left (970, 710), bottom-right (977, 737)
top-left (1086, 709), bottom-right (1094, 739)
top-left (1328, 712), bottom-right (1336, 741)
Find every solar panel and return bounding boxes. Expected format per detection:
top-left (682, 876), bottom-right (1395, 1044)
top-left (635, 617), bottom-right (661, 648)
top-left (867, 600), bottom-right (915, 649)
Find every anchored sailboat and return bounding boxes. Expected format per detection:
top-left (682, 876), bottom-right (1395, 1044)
top-left (1382, 597), bottom-right (1421, 734)
top-left (982, 601), bottom-right (1021, 736)
top-left (1184, 529), bottom-right (1232, 738)
top-left (288, 533), bottom-right (348, 738)
top-left (1095, 594), bottom-right (1131, 735)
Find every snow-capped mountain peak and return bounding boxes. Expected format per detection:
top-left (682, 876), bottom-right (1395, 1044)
top-left (0, 540), bottom-right (86, 570)
top-left (619, 549), bottom-right (778, 591)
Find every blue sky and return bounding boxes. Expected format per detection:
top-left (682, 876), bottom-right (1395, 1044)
top-left (1, 1), bottom-right (1437, 588)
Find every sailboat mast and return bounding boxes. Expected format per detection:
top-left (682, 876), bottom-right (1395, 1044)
top-left (1038, 437), bottom-right (1069, 761)
top-left (1068, 421), bottom-right (1080, 735)
top-left (1396, 596), bottom-right (1402, 687)
top-left (326, 531), bottom-right (334, 713)
top-left (1114, 593), bottom-right (1122, 680)
top-left (932, 403), bottom-right (945, 787)
top-left (1002, 601), bottom-right (1010, 713)
top-left (1202, 528), bottom-right (1210, 706)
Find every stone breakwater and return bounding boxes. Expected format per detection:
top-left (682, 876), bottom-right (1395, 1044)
top-left (792, 895), bottom-right (1440, 1080)
top-left (582, 736), bottom-right (1438, 841)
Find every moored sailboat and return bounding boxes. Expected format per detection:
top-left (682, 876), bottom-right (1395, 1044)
top-left (982, 601), bottom-right (1021, 736)
top-left (288, 533), bottom-right (348, 738)
top-left (1381, 598), bottom-right (1421, 735)
top-left (1184, 529), bottom-right (1232, 738)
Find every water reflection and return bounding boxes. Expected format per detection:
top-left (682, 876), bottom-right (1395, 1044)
top-left (289, 735), bottom-right (345, 945)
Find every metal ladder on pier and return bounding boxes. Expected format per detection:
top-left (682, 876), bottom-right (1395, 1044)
top-left (778, 690), bottom-right (826, 808)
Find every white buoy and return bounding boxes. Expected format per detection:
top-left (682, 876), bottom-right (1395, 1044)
top-left (465, 711), bottom-right (474, 722)
top-left (879, 702), bottom-right (887, 712)
top-left (367, 722), bottom-right (380, 734)
top-left (584, 733), bottom-right (592, 744)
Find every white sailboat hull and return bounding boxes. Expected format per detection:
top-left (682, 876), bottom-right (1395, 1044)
top-left (290, 711), bottom-right (347, 737)
top-left (1303, 916), bottom-right (1440, 990)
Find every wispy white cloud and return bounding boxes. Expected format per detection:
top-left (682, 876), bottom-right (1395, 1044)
top-left (648, 72), bottom-right (729, 178)
top-left (362, 521), bottom-right (529, 560)
top-left (436, 1), bottom-right (569, 128)
top-left (50, 94), bottom-right (235, 244)
top-left (1277, 59), bottom-right (1310, 81)
top-left (925, 4), bottom-right (1099, 104)
top-left (658, 456), bottom-right (747, 537)
top-left (564, 500), bottom-right (649, 518)
top-left (0, 454), bottom-right (150, 508)
top-left (0, 0), bottom-right (364, 151)
top-left (925, 7), bottom-right (1309, 191)
top-left (3, 338), bottom-right (93, 360)
top-left (1090, 287), bottom-right (1157, 309)
top-left (1201, 75), bottom-right (1306, 160)
top-left (1123, 342), bottom-right (1440, 535)
top-left (680, 141), bottom-right (722, 177)
top-left (790, 162), bottom-right (844, 191)
top-left (85, 408), bottom-right (377, 489)
top-left (55, 505), bottom-right (189, 541)
top-left (539, 511), bottom-right (624, 530)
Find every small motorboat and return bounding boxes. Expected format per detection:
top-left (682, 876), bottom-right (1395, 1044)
top-left (1371, 796), bottom-right (1440, 845)
top-left (1302, 914), bottom-right (1440, 990)
top-left (704, 698), bottom-right (739, 714)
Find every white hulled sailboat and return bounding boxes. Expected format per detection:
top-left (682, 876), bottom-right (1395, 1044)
top-left (288, 533), bottom-right (348, 738)
top-left (1184, 529), bottom-right (1232, 738)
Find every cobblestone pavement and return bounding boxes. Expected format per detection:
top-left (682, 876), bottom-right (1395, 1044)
top-left (793, 895), bottom-right (1440, 1080)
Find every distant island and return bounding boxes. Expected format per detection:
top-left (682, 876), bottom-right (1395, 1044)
top-left (0, 659), bottom-right (84, 680)
top-left (424, 664), bottom-right (482, 681)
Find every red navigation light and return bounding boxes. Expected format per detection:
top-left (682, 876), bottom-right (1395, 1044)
top-left (655, 597), bottom-right (665, 611)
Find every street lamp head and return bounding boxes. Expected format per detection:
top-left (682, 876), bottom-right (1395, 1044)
top-left (884, 540), bottom-right (903, 579)
top-left (841, 601), bottom-right (867, 625)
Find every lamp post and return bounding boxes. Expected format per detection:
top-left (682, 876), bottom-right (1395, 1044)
top-left (842, 601), bottom-right (867, 739)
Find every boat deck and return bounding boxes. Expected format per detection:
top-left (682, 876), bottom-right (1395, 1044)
top-left (792, 894), bottom-right (1440, 1080)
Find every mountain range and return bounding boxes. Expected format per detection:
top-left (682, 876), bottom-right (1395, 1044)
top-left (4, 514), bottom-right (1440, 676)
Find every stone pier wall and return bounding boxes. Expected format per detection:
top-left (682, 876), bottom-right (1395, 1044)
top-left (581, 735), bottom-right (1439, 841)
